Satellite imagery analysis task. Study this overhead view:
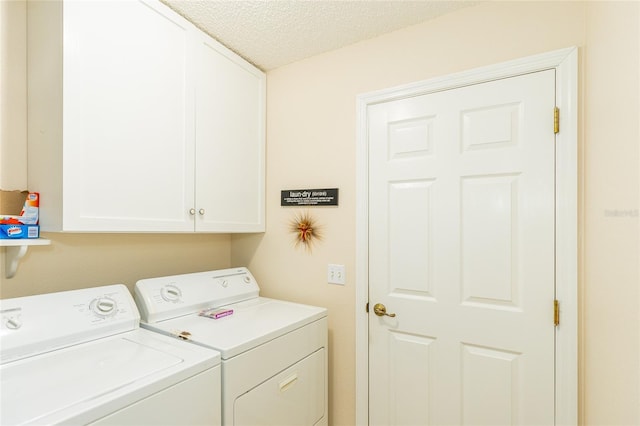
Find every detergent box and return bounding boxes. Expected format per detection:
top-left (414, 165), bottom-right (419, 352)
top-left (0, 191), bottom-right (40, 239)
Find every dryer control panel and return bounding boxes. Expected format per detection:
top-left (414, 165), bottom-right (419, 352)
top-left (134, 267), bottom-right (260, 323)
top-left (0, 285), bottom-right (139, 365)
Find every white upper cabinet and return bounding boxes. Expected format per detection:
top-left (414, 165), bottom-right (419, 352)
top-left (194, 33), bottom-right (265, 233)
top-left (27, 0), bottom-right (265, 233)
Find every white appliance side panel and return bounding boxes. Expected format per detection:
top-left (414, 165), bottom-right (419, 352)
top-left (89, 365), bottom-right (221, 426)
top-left (234, 349), bottom-right (325, 426)
top-left (222, 318), bottom-right (328, 425)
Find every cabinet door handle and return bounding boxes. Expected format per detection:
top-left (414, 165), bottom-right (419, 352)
top-left (198, 209), bottom-right (205, 215)
top-left (189, 208), bottom-right (196, 215)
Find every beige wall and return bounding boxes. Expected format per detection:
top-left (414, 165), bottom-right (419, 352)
top-left (583, 2), bottom-right (640, 423)
top-left (0, 0), bottom-right (28, 189)
top-left (1, 232), bottom-right (232, 299)
top-left (2, 1), bottom-right (639, 425)
top-left (233, 1), bottom-right (639, 425)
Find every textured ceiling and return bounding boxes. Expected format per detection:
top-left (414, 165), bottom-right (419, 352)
top-left (161, 1), bottom-right (478, 71)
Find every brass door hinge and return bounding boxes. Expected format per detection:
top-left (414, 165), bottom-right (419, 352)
top-left (366, 302), bottom-right (369, 313)
top-left (554, 107), bottom-right (560, 134)
top-left (554, 299), bottom-right (560, 326)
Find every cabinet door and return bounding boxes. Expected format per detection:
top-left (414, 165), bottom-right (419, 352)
top-left (194, 34), bottom-right (266, 232)
top-left (62, 0), bottom-right (195, 232)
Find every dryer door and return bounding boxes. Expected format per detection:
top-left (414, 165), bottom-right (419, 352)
top-left (234, 348), bottom-right (325, 425)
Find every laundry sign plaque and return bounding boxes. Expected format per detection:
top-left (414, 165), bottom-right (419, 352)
top-left (281, 188), bottom-right (339, 206)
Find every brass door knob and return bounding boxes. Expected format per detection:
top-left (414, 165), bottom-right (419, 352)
top-left (373, 303), bottom-right (396, 317)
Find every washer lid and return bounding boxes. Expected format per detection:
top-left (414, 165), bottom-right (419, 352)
top-left (145, 297), bottom-right (327, 359)
top-left (1, 334), bottom-right (182, 425)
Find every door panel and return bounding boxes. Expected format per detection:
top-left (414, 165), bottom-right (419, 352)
top-left (63, 0), bottom-right (195, 231)
top-left (461, 174), bottom-right (520, 308)
top-left (389, 331), bottom-right (434, 425)
top-left (368, 70), bottom-right (556, 425)
top-left (389, 179), bottom-right (435, 298)
top-left (195, 35), bottom-right (265, 232)
top-left (461, 343), bottom-right (520, 425)
top-left (233, 349), bottom-right (325, 426)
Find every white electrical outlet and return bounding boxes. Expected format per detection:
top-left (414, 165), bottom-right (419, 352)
top-left (328, 264), bottom-right (345, 285)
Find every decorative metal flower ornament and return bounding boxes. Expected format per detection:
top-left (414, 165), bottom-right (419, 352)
top-left (290, 211), bottom-right (321, 251)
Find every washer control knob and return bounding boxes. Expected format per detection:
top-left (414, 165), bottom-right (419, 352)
top-left (243, 276), bottom-right (251, 284)
top-left (161, 285), bottom-right (182, 302)
top-left (91, 297), bottom-right (117, 317)
top-left (5, 316), bottom-right (22, 330)
top-left (220, 279), bottom-right (229, 288)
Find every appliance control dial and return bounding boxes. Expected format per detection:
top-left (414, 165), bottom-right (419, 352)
top-left (243, 276), bottom-right (251, 284)
top-left (5, 316), bottom-right (22, 330)
top-left (1, 308), bottom-right (22, 330)
top-left (90, 297), bottom-right (118, 317)
top-left (161, 284), bottom-right (182, 303)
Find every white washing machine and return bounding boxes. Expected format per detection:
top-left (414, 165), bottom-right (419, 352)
top-left (0, 284), bottom-right (221, 426)
top-left (134, 267), bottom-right (328, 426)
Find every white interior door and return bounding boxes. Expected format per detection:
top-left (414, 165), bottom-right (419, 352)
top-left (368, 70), bottom-right (556, 425)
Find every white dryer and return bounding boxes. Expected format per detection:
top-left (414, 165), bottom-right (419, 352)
top-left (134, 267), bottom-right (328, 426)
top-left (0, 284), bottom-right (221, 426)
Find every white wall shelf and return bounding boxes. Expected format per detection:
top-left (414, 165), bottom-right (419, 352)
top-left (1, 239), bottom-right (51, 279)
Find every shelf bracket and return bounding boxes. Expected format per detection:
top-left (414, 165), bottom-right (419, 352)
top-left (1, 239), bottom-right (50, 279)
top-left (5, 245), bottom-right (29, 279)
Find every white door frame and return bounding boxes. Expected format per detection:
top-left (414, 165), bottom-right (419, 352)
top-left (355, 47), bottom-right (578, 426)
